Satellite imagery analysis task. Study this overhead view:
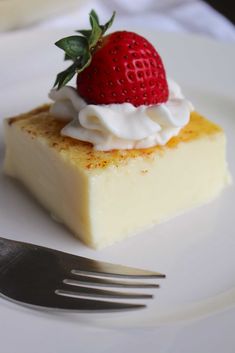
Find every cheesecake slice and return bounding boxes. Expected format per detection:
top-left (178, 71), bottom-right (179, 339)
top-left (4, 105), bottom-right (231, 248)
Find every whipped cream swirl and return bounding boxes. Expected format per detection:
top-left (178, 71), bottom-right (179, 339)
top-left (49, 79), bottom-right (193, 151)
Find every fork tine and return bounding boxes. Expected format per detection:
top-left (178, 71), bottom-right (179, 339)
top-left (71, 259), bottom-right (165, 278)
top-left (53, 296), bottom-right (146, 312)
top-left (56, 286), bottom-right (153, 299)
top-left (1, 292), bottom-right (146, 312)
top-left (64, 275), bottom-right (159, 288)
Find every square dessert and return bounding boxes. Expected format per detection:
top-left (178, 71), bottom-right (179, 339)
top-left (4, 106), bottom-right (230, 248)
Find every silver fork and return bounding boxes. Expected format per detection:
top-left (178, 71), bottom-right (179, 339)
top-left (0, 237), bottom-right (165, 312)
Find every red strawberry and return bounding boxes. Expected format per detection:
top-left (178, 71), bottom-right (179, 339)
top-left (54, 10), bottom-right (169, 107)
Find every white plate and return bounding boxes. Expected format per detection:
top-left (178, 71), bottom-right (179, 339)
top-left (0, 29), bottom-right (235, 352)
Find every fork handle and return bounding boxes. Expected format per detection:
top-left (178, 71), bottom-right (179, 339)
top-left (0, 237), bottom-right (26, 274)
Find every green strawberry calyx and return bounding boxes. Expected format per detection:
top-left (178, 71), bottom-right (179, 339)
top-left (54, 10), bottom-right (115, 89)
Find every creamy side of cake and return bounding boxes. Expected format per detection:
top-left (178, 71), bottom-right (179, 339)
top-left (4, 106), bottom-right (231, 248)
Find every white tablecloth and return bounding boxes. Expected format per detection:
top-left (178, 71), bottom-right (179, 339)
top-left (36, 0), bottom-right (235, 42)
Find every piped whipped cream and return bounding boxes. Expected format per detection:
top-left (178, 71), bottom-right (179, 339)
top-left (49, 79), bottom-right (193, 151)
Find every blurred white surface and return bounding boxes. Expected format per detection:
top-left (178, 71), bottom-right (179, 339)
top-left (0, 0), bottom-right (87, 31)
top-left (1, 0), bottom-right (234, 41)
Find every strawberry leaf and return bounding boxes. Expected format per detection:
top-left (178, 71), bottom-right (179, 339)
top-left (101, 11), bottom-right (116, 34)
top-left (64, 53), bottom-right (72, 61)
top-left (89, 10), bottom-right (100, 26)
top-left (54, 63), bottom-right (77, 89)
top-left (76, 51), bottom-right (92, 73)
top-left (76, 29), bottom-right (92, 38)
top-left (55, 36), bottom-right (88, 60)
top-left (89, 10), bottom-right (102, 48)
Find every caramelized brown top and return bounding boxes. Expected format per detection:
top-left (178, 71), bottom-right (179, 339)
top-left (8, 104), bottom-right (223, 171)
